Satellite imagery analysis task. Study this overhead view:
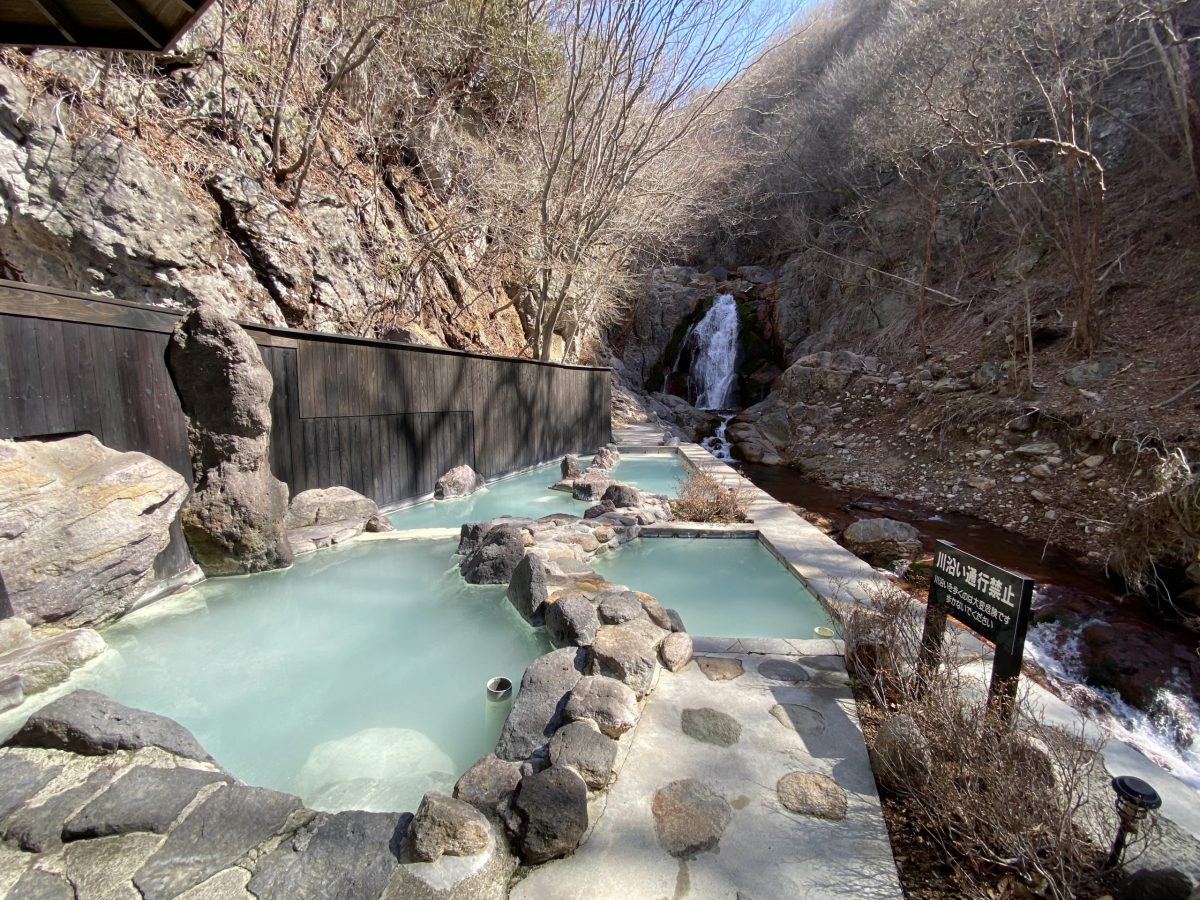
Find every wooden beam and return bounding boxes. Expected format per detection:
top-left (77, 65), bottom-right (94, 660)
top-left (27, 0), bottom-right (80, 44)
top-left (101, 0), bottom-right (170, 49)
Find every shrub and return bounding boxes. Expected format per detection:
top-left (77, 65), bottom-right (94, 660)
top-left (669, 469), bottom-right (751, 523)
top-left (844, 583), bottom-right (1156, 899)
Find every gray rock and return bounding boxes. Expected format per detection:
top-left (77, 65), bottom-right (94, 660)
top-left (434, 465), bottom-right (485, 500)
top-left (1116, 868), bottom-right (1196, 900)
top-left (506, 554), bottom-right (548, 625)
top-left (544, 595), bottom-right (600, 649)
top-left (2, 766), bottom-right (117, 851)
top-left (583, 499), bottom-right (616, 520)
top-left (776, 772), bottom-right (847, 820)
top-left (1064, 356), bottom-right (1126, 387)
top-left (458, 522), bottom-right (492, 557)
top-left (561, 455), bottom-right (581, 479)
top-left (651, 779), bottom-right (731, 859)
top-left (659, 632), bottom-right (693, 673)
top-left (589, 622), bottom-right (661, 697)
top-left (842, 518), bottom-right (922, 563)
top-left (461, 526), bottom-right (525, 585)
top-left (736, 265), bottom-right (776, 284)
top-left (600, 484), bottom-right (640, 508)
top-left (408, 792), bottom-right (491, 862)
top-left (769, 703), bottom-right (826, 736)
top-left (286, 486), bottom-right (378, 530)
top-left (364, 514), bottom-right (395, 533)
top-left (681, 707), bottom-right (742, 747)
top-left (0, 436), bottom-right (187, 627)
top-left (381, 827), bottom-right (512, 900)
top-left (665, 608), bottom-right (686, 633)
top-left (596, 592), bottom-right (645, 625)
top-left (495, 648), bottom-right (588, 762)
top-left (756, 659), bottom-right (811, 683)
top-left (506, 766), bottom-right (588, 864)
top-left (166, 303), bottom-right (293, 576)
top-left (0, 629), bottom-right (106, 696)
top-left (0, 674), bottom-right (21, 713)
top-left (570, 476), bottom-right (612, 501)
top-left (64, 765), bottom-right (229, 840)
top-left (382, 324), bottom-right (441, 346)
top-left (695, 656), bottom-right (744, 681)
top-left (250, 809), bottom-right (406, 900)
top-left (10, 690), bottom-right (214, 763)
top-left (589, 447), bottom-right (620, 471)
top-left (640, 597), bottom-right (673, 630)
top-left (563, 675), bottom-right (640, 738)
top-left (133, 784), bottom-right (305, 900)
top-left (870, 713), bottom-right (931, 792)
top-left (6, 867), bottom-right (74, 900)
top-left (0, 752), bottom-right (64, 822)
top-left (453, 754), bottom-right (521, 819)
top-left (548, 721), bottom-right (618, 790)
top-left (1014, 442), bottom-right (1060, 458)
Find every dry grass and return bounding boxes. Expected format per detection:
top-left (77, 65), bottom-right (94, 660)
top-left (843, 583), bottom-right (1151, 899)
top-left (669, 469), bottom-right (751, 523)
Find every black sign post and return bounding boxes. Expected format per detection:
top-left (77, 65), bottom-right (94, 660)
top-left (918, 540), bottom-right (1036, 726)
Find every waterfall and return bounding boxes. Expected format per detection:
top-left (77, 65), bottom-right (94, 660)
top-left (701, 413), bottom-right (736, 461)
top-left (690, 293), bottom-right (738, 410)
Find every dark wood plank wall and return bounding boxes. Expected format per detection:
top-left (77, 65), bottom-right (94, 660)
top-left (0, 281), bottom-right (612, 558)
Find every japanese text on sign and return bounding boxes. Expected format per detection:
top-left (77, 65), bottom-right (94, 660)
top-left (929, 541), bottom-right (1033, 655)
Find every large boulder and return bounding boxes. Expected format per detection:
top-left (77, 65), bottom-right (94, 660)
top-left (507, 554), bottom-right (548, 624)
top-left (560, 455), bottom-right (581, 479)
top-left (0, 435), bottom-right (187, 627)
top-left (462, 526), bottom-right (526, 585)
top-left (434, 465), bottom-right (485, 500)
top-left (589, 447), bottom-right (620, 471)
top-left (600, 483), bottom-right (641, 509)
top-left (589, 622), bottom-right (664, 697)
top-left (453, 754), bottom-right (522, 820)
top-left (842, 518), bottom-right (922, 563)
top-left (9, 690), bottom-right (215, 763)
top-left (495, 648), bottom-right (588, 761)
top-left (286, 486), bottom-right (378, 530)
top-left (563, 676), bottom-right (640, 738)
top-left (544, 595), bottom-right (601, 648)
top-left (167, 303), bottom-right (292, 576)
top-left (504, 766), bottom-right (589, 864)
top-left (548, 721), bottom-right (618, 790)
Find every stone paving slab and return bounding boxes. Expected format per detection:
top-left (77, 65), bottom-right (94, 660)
top-left (510, 651), bottom-right (902, 900)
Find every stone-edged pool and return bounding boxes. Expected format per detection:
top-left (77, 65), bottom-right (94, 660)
top-left (385, 452), bottom-right (688, 530)
top-left (592, 536), bottom-right (831, 640)
top-left (56, 537), bottom-right (550, 814)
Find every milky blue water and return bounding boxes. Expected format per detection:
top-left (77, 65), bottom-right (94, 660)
top-left (70, 538), bottom-right (549, 813)
top-left (387, 454), bottom-right (689, 530)
top-left (592, 538), bottom-right (831, 639)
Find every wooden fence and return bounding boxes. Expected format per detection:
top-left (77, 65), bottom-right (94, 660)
top-left (0, 280), bottom-right (611, 577)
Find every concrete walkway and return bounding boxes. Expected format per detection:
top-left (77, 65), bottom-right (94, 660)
top-left (511, 645), bottom-right (901, 900)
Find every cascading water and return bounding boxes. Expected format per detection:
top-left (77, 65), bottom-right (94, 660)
top-left (690, 293), bottom-right (739, 411)
top-left (701, 414), bottom-right (736, 461)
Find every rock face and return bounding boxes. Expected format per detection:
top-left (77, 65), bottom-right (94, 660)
top-left (870, 713), bottom-right (931, 792)
top-left (505, 766), bottom-right (589, 864)
top-left (10, 690), bottom-right (215, 763)
top-left (434, 465), bottom-right (486, 500)
top-left (651, 779), bottom-right (732, 859)
top-left (461, 526), bottom-right (526, 585)
top-left (495, 647), bottom-right (588, 761)
top-left (167, 303), bottom-right (293, 576)
top-left (842, 518), bottom-right (923, 563)
top-left (0, 435), bottom-right (187, 627)
top-left (408, 792), bottom-right (492, 862)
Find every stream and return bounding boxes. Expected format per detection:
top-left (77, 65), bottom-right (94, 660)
top-left (741, 462), bottom-right (1200, 792)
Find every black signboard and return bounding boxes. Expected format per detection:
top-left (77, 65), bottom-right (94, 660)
top-left (921, 540), bottom-right (1037, 723)
top-left (930, 540), bottom-right (1035, 659)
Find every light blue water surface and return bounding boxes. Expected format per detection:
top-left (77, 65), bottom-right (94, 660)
top-left (592, 537), bottom-right (831, 639)
top-left (387, 453), bottom-right (689, 530)
top-left (70, 538), bottom-right (549, 813)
